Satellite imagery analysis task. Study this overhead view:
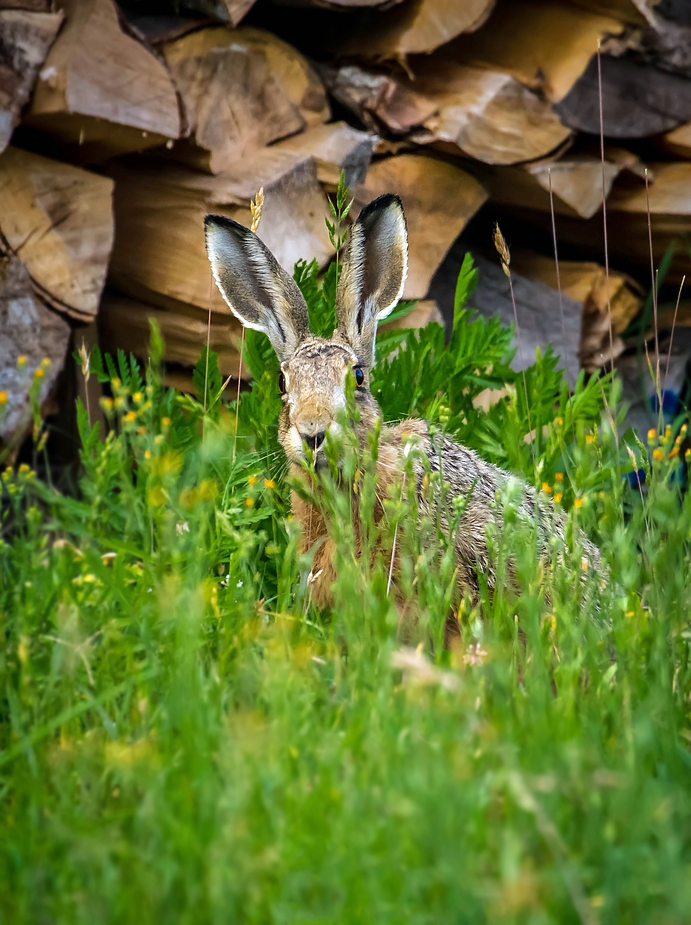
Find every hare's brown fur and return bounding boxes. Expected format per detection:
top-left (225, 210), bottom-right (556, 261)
top-left (205, 195), bottom-right (602, 637)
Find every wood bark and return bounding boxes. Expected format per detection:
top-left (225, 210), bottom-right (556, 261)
top-left (0, 249), bottom-right (71, 446)
top-left (0, 146), bottom-right (114, 321)
top-left (0, 9), bottom-right (63, 153)
top-left (319, 63), bottom-right (436, 135)
top-left (554, 53), bottom-right (691, 137)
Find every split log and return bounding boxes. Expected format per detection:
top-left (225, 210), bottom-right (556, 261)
top-left (275, 121), bottom-right (374, 190)
top-left (106, 147), bottom-right (333, 317)
top-left (451, 0), bottom-right (625, 102)
top-left (509, 161), bottom-right (691, 287)
top-left (24, 0), bottom-right (181, 163)
top-left (318, 63), bottom-right (437, 135)
top-left (409, 60), bottom-right (572, 165)
top-left (0, 250), bottom-right (71, 446)
top-left (566, 0), bottom-right (659, 24)
top-left (0, 8), bottom-right (63, 153)
top-left (172, 0), bottom-right (258, 25)
top-left (429, 243), bottom-right (584, 386)
top-left (276, 0), bottom-right (404, 7)
top-left (660, 121), bottom-right (691, 157)
top-left (163, 26), bottom-right (330, 173)
top-left (510, 251), bottom-right (643, 370)
top-left (100, 292), bottom-right (242, 378)
top-left (354, 154), bottom-right (488, 300)
top-left (0, 147), bottom-right (114, 322)
top-left (554, 53), bottom-right (691, 137)
top-left (337, 0), bottom-right (496, 58)
top-left (484, 147), bottom-right (646, 220)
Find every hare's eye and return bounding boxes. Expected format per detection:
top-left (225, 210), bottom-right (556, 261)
top-left (278, 371), bottom-right (286, 394)
top-left (354, 367), bottom-right (365, 388)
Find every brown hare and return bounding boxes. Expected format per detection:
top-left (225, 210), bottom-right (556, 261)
top-left (205, 194), bottom-right (602, 637)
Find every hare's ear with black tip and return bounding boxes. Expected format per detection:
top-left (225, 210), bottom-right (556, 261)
top-left (205, 214), bottom-right (311, 363)
top-left (335, 193), bottom-right (408, 367)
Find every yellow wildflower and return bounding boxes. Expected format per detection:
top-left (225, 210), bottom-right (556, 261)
top-left (244, 498), bottom-right (255, 508)
top-left (101, 397), bottom-right (113, 412)
top-left (132, 392), bottom-right (143, 403)
top-left (265, 479), bottom-right (275, 489)
top-left (41, 357), bottom-right (51, 368)
top-left (554, 493), bottom-right (563, 504)
top-left (0, 391), bottom-right (7, 406)
top-left (111, 377), bottom-right (121, 389)
top-left (123, 411), bottom-right (137, 423)
top-left (555, 472), bottom-right (564, 483)
top-left (585, 434), bottom-right (594, 444)
top-left (647, 428), bottom-right (657, 443)
top-left (161, 417), bottom-right (170, 427)
top-left (17, 355), bottom-right (27, 369)
top-left (653, 448), bottom-right (664, 462)
top-left (114, 397), bottom-right (125, 410)
top-left (574, 497), bottom-right (583, 509)
top-left (137, 426), bottom-right (146, 436)
top-left (248, 475), bottom-right (258, 487)
top-left (33, 368), bottom-right (45, 380)
top-left (542, 482), bottom-right (552, 495)
top-left (144, 450), bottom-right (151, 460)
top-left (670, 446), bottom-right (679, 458)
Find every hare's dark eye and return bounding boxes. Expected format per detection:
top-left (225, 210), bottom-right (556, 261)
top-left (278, 371), bottom-right (286, 394)
top-left (354, 367), bottom-right (365, 388)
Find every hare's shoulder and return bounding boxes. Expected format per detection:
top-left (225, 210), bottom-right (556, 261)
top-left (382, 420), bottom-right (506, 499)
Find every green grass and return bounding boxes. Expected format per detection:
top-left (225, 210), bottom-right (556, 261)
top-left (1, 255), bottom-right (690, 924)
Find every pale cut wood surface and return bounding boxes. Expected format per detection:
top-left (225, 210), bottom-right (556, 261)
top-left (164, 26), bottom-right (329, 173)
top-left (337, 0), bottom-right (496, 57)
top-left (0, 9), bottom-right (63, 153)
top-left (100, 292), bottom-right (243, 378)
top-left (484, 149), bottom-right (646, 220)
top-left (411, 60), bottom-right (572, 165)
top-left (26, 0), bottom-right (180, 160)
top-left (275, 122), bottom-right (374, 190)
top-left (354, 154), bottom-right (488, 300)
top-left (107, 148), bottom-right (333, 316)
top-left (452, 0), bottom-right (625, 102)
top-left (0, 146), bottom-right (113, 321)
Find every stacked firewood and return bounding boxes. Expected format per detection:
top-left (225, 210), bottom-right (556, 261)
top-left (2, 0), bottom-right (691, 448)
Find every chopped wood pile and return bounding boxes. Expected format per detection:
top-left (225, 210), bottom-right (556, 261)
top-left (1, 0), bottom-right (691, 451)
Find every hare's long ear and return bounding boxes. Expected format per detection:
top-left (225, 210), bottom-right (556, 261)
top-left (335, 194), bottom-right (407, 367)
top-left (205, 214), bottom-right (310, 362)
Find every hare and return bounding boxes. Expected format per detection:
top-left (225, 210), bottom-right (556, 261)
top-left (205, 194), bottom-right (602, 638)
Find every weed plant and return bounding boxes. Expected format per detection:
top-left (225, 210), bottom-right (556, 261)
top-left (0, 245), bottom-right (690, 923)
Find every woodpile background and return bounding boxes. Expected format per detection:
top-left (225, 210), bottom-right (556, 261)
top-left (2, 0), bottom-right (691, 455)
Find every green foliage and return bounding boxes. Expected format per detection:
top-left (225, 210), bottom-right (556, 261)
top-left (1, 249), bottom-right (690, 925)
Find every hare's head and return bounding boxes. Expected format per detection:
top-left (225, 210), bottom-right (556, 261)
top-left (205, 195), bottom-right (408, 468)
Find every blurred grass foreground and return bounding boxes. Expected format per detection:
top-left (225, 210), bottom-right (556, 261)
top-left (1, 252), bottom-right (691, 924)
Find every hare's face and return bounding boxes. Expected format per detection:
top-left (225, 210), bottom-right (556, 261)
top-left (205, 193), bottom-right (408, 473)
top-left (278, 340), bottom-right (382, 467)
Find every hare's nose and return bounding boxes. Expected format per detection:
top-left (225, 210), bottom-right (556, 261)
top-left (302, 430), bottom-right (326, 452)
